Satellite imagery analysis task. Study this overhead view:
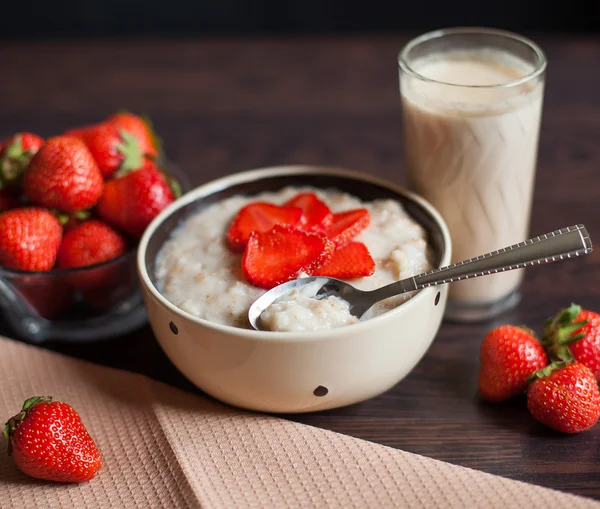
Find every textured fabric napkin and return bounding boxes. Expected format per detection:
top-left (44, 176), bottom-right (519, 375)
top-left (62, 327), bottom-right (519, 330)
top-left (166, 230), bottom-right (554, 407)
top-left (0, 336), bottom-right (598, 509)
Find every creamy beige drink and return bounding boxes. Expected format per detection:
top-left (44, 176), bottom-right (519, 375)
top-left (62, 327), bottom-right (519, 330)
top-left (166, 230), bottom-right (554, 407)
top-left (399, 29), bottom-right (546, 319)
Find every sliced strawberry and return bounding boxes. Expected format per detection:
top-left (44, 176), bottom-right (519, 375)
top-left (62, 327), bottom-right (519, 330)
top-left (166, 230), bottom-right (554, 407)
top-left (284, 192), bottom-right (333, 232)
top-left (325, 208), bottom-right (370, 246)
top-left (242, 225), bottom-right (334, 289)
top-left (312, 242), bottom-right (375, 279)
top-left (227, 202), bottom-right (303, 252)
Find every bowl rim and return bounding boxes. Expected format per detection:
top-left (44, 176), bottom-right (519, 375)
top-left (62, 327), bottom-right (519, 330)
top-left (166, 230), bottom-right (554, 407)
top-left (137, 165), bottom-right (452, 341)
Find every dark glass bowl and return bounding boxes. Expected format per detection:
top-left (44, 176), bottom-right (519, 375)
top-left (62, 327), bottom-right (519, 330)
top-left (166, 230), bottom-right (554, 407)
top-left (0, 163), bottom-right (191, 343)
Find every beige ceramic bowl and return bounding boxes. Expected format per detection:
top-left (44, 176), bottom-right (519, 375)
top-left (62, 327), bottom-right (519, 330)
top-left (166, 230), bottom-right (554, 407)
top-left (137, 166), bottom-right (452, 413)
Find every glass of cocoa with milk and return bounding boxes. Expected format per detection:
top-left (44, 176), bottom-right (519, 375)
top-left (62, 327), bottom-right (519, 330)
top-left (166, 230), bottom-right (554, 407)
top-left (399, 27), bottom-right (547, 322)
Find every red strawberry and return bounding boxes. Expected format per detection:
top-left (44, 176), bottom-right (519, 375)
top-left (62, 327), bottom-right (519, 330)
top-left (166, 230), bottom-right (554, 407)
top-left (0, 207), bottom-right (62, 271)
top-left (57, 220), bottom-right (127, 298)
top-left (0, 132), bottom-right (44, 187)
top-left (243, 225), bottom-right (335, 289)
top-left (527, 362), bottom-right (600, 434)
top-left (4, 396), bottom-right (102, 482)
top-left (96, 160), bottom-right (174, 237)
top-left (312, 241), bottom-right (375, 278)
top-left (57, 220), bottom-right (127, 270)
top-left (227, 203), bottom-right (303, 252)
top-left (0, 189), bottom-right (19, 211)
top-left (284, 192), bottom-right (333, 232)
top-left (543, 304), bottom-right (600, 380)
top-left (23, 136), bottom-right (104, 213)
top-left (324, 208), bottom-right (370, 246)
top-left (478, 325), bottom-right (549, 402)
top-left (107, 112), bottom-right (159, 159)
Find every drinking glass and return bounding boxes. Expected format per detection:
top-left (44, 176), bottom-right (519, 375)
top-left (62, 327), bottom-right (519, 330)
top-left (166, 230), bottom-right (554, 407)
top-left (398, 27), bottom-right (547, 322)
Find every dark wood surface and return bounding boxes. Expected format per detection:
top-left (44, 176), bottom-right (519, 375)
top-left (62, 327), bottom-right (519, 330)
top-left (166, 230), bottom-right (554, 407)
top-left (1, 34), bottom-right (600, 500)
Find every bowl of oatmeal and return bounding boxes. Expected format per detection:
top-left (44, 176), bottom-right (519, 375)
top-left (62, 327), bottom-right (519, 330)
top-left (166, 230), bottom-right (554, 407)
top-left (137, 165), bottom-right (451, 413)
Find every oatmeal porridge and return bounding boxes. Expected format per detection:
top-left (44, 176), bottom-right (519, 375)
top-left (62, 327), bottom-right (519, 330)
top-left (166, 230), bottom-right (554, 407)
top-left (155, 186), bottom-right (433, 331)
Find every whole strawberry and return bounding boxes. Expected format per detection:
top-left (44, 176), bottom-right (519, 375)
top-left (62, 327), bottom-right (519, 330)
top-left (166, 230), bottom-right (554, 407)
top-left (23, 136), bottom-right (104, 213)
top-left (527, 362), bottom-right (600, 434)
top-left (0, 207), bottom-right (62, 271)
top-left (544, 303), bottom-right (600, 380)
top-left (0, 132), bottom-right (44, 187)
top-left (4, 396), bottom-right (102, 482)
top-left (479, 325), bottom-right (549, 402)
top-left (57, 219), bottom-right (127, 270)
top-left (97, 160), bottom-right (174, 237)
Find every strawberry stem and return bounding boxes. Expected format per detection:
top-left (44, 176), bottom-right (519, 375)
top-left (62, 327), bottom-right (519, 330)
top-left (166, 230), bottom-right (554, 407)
top-left (0, 135), bottom-right (32, 186)
top-left (543, 303), bottom-right (589, 363)
top-left (527, 361), bottom-right (569, 383)
top-left (114, 130), bottom-right (144, 177)
top-left (3, 396), bottom-right (52, 455)
top-left (114, 108), bottom-right (163, 159)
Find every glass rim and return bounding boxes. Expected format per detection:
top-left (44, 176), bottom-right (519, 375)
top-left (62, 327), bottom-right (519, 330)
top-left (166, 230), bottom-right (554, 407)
top-left (398, 27), bottom-right (547, 89)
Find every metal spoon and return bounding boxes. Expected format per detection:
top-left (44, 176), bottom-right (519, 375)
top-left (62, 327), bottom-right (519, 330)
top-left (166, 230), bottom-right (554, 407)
top-left (248, 224), bottom-right (593, 330)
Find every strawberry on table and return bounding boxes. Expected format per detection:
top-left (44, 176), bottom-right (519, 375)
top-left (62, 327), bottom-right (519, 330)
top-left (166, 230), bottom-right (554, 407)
top-left (243, 225), bottom-right (335, 289)
top-left (324, 208), bottom-right (370, 247)
top-left (312, 241), bottom-right (375, 278)
top-left (478, 325), bottom-right (549, 403)
top-left (57, 220), bottom-right (127, 270)
top-left (96, 159), bottom-right (174, 237)
top-left (0, 132), bottom-right (44, 187)
top-left (227, 202), bottom-right (303, 252)
top-left (23, 136), bottom-right (104, 213)
top-left (527, 362), bottom-right (600, 434)
top-left (3, 396), bottom-right (102, 482)
top-left (0, 207), bottom-right (62, 271)
top-left (284, 192), bottom-right (333, 232)
top-left (543, 303), bottom-right (600, 380)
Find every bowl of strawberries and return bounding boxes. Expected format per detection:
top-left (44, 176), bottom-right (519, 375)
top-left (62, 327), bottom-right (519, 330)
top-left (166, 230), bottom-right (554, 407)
top-left (0, 112), bottom-right (188, 342)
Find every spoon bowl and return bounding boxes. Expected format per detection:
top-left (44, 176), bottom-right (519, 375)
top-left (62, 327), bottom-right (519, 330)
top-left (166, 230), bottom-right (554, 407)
top-left (248, 276), bottom-right (369, 330)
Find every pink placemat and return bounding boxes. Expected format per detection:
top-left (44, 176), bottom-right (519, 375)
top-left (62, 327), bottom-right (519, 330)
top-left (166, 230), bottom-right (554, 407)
top-left (0, 335), bottom-right (598, 508)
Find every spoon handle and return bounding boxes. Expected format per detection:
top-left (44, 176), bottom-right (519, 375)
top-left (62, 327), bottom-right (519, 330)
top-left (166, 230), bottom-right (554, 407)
top-left (414, 224), bottom-right (592, 289)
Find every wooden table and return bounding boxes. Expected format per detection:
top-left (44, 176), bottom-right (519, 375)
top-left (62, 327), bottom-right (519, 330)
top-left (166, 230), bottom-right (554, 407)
top-left (1, 34), bottom-right (599, 501)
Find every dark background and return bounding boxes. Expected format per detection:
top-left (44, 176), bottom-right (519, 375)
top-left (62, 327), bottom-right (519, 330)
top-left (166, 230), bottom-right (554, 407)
top-left (3, 0), bottom-right (598, 39)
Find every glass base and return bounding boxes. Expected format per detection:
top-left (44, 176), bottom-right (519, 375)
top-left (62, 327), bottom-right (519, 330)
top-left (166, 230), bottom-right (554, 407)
top-left (1, 291), bottom-right (148, 344)
top-left (444, 290), bottom-right (522, 323)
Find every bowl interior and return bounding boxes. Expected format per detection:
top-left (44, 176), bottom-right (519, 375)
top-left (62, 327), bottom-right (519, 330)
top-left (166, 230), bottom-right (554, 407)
top-left (144, 173), bottom-right (447, 290)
